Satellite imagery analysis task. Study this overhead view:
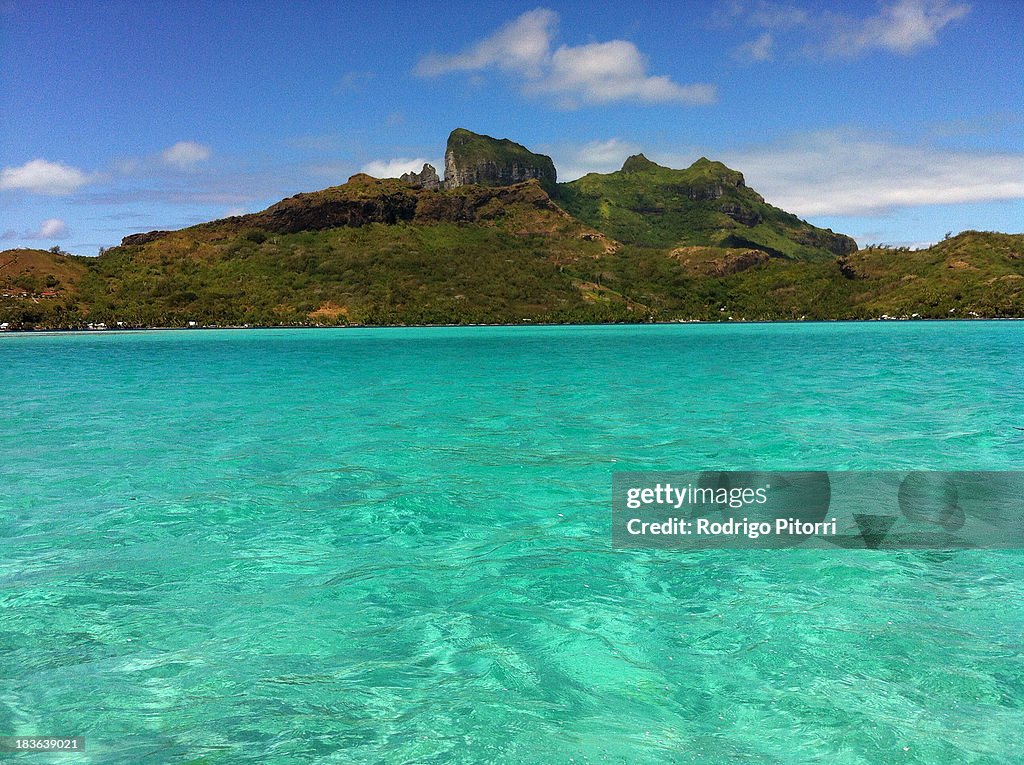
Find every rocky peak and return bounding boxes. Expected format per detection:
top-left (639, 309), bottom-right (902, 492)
top-left (689, 157), bottom-right (746, 188)
top-left (122, 230), bottom-right (172, 246)
top-left (673, 158), bottom-right (750, 202)
top-left (400, 163), bottom-right (441, 191)
top-left (621, 154), bottom-right (664, 173)
top-left (443, 128), bottom-right (556, 193)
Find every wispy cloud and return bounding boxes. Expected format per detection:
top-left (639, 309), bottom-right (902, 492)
top-left (161, 141), bottom-right (212, 170)
top-left (749, 2), bottom-right (809, 29)
top-left (717, 129), bottom-right (1024, 216)
top-left (927, 112), bottom-right (1022, 140)
top-left (417, 8), bottom-right (557, 79)
top-left (334, 70), bottom-right (375, 94)
top-left (727, 0), bottom-right (969, 60)
top-left (734, 32), bottom-right (775, 61)
top-left (73, 187), bottom-right (260, 207)
top-left (1, 217), bottom-right (70, 240)
top-left (834, 0), bottom-right (970, 55)
top-left (416, 8), bottom-right (716, 108)
top-left (0, 159), bottom-right (90, 195)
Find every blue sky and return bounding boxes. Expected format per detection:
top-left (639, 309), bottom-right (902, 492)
top-left (1, 0), bottom-right (1021, 254)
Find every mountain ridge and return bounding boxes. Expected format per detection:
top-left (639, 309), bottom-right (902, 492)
top-left (1, 129), bottom-right (1022, 329)
top-left (557, 148), bottom-right (855, 258)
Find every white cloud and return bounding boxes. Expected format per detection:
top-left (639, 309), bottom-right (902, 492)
top-left (835, 0), bottom-right (970, 55)
top-left (1, 217), bottom-right (70, 240)
top-left (0, 159), bottom-right (89, 195)
top-left (554, 138), bottom-right (643, 181)
top-left (161, 141), bottom-right (212, 170)
top-left (532, 41), bottom-right (717, 107)
top-left (334, 70), bottom-right (375, 93)
top-left (360, 158), bottom-right (439, 178)
top-left (730, 0), bottom-right (969, 60)
top-left (35, 218), bottom-right (69, 238)
top-left (750, 2), bottom-right (809, 29)
top-left (720, 130), bottom-right (1024, 216)
top-left (111, 157), bottom-right (142, 176)
top-left (735, 32), bottom-right (774, 61)
top-left (416, 8), bottom-right (715, 107)
top-left (416, 8), bottom-right (557, 78)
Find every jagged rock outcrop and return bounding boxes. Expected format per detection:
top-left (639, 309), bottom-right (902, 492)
top-left (793, 227), bottom-right (858, 256)
top-left (400, 163), bottom-right (441, 190)
top-left (837, 254), bottom-right (865, 279)
top-left (671, 246), bottom-right (771, 277)
top-left (122, 230), bottom-right (172, 246)
top-left (718, 201), bottom-right (761, 227)
top-left (443, 128), bottom-right (556, 193)
top-left (252, 175), bottom-right (420, 233)
top-left (236, 175), bottom-right (563, 234)
top-left (415, 180), bottom-right (562, 224)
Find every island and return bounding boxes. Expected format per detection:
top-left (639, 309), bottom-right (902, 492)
top-left (2, 129), bottom-right (1021, 329)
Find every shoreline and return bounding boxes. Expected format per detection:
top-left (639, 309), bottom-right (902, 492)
top-left (3, 315), bottom-right (1023, 336)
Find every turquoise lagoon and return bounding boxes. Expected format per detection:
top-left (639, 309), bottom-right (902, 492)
top-left (1, 322), bottom-right (1022, 764)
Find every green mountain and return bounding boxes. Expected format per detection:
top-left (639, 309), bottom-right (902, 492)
top-left (556, 154), bottom-right (855, 258)
top-left (1, 129), bottom-right (1022, 330)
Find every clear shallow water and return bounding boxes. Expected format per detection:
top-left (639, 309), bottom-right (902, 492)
top-left (1, 322), bottom-right (1022, 764)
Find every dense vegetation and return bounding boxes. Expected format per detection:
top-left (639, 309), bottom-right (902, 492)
top-left (3, 229), bottom-right (1021, 330)
top-left (2, 150), bottom-right (1022, 330)
top-left (555, 154), bottom-right (855, 257)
